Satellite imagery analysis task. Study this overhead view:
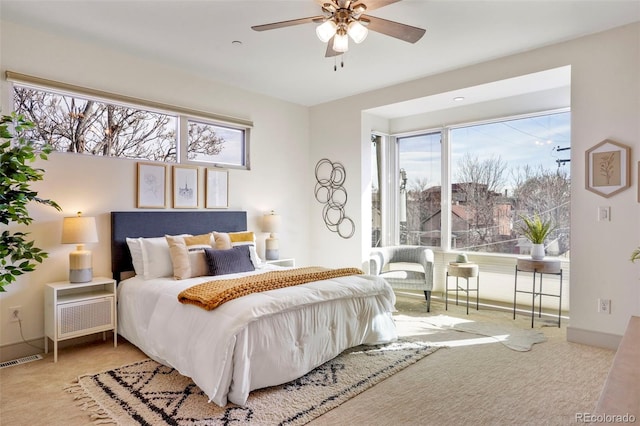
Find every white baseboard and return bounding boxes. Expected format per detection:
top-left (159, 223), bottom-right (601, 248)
top-left (566, 326), bottom-right (622, 350)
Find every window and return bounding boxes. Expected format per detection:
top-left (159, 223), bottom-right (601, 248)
top-left (379, 109), bottom-right (570, 257)
top-left (371, 135), bottom-right (382, 247)
top-left (450, 111), bottom-right (570, 256)
top-left (186, 119), bottom-right (246, 167)
top-left (398, 132), bottom-right (442, 246)
top-left (8, 72), bottom-right (251, 168)
top-left (14, 86), bottom-right (178, 162)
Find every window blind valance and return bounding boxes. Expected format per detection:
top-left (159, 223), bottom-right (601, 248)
top-left (5, 71), bottom-right (253, 129)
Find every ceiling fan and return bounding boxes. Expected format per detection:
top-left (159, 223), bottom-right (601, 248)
top-left (251, 0), bottom-right (426, 58)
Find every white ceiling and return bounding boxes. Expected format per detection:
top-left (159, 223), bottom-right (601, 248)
top-left (1, 1), bottom-right (639, 107)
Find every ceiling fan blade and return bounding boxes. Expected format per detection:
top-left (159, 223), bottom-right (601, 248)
top-left (353, 0), bottom-right (402, 12)
top-left (361, 14), bottom-right (426, 43)
top-left (251, 16), bottom-right (324, 32)
top-left (325, 37), bottom-right (342, 57)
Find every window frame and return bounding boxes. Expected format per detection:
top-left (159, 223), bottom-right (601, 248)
top-left (379, 108), bottom-right (570, 256)
top-left (6, 71), bottom-right (252, 169)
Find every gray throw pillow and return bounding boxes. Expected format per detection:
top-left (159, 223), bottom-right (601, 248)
top-left (204, 245), bottom-right (255, 276)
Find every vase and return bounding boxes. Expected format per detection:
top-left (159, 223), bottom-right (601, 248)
top-left (531, 243), bottom-right (545, 260)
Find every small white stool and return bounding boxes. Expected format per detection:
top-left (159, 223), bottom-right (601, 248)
top-left (445, 263), bottom-right (480, 314)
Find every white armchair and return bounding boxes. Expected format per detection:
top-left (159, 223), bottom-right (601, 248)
top-left (370, 245), bottom-right (435, 312)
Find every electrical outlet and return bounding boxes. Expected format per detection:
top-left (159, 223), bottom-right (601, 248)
top-left (597, 299), bottom-right (611, 314)
top-left (8, 306), bottom-right (21, 322)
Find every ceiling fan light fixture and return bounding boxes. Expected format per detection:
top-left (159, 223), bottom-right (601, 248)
top-left (333, 31), bottom-right (349, 52)
top-left (347, 20), bottom-right (368, 43)
top-left (316, 19), bottom-right (337, 42)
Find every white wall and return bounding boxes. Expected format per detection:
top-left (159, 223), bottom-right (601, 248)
top-left (0, 21), bottom-right (311, 351)
top-left (309, 23), bottom-right (640, 346)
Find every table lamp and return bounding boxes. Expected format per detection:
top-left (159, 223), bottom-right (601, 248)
top-left (61, 212), bottom-right (98, 283)
top-left (262, 210), bottom-right (281, 260)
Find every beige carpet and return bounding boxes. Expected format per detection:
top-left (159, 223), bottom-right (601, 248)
top-left (66, 340), bottom-right (438, 425)
top-left (0, 294), bottom-right (616, 426)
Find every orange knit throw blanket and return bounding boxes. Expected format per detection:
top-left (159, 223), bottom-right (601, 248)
top-left (178, 266), bottom-right (364, 311)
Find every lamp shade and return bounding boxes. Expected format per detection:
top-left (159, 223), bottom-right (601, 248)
top-left (332, 32), bottom-right (349, 53)
top-left (347, 20), bottom-right (368, 43)
top-left (262, 211), bottom-right (281, 234)
top-left (62, 212), bottom-right (98, 283)
top-left (61, 215), bottom-right (98, 244)
top-left (316, 20), bottom-right (337, 43)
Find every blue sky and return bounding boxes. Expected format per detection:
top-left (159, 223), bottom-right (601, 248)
top-left (398, 111), bottom-right (571, 191)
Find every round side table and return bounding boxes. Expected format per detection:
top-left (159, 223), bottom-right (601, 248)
top-left (445, 262), bottom-right (480, 314)
top-left (514, 257), bottom-right (563, 327)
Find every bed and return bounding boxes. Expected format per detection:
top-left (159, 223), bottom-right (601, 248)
top-left (112, 211), bottom-right (398, 407)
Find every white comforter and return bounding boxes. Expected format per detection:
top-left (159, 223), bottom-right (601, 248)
top-left (117, 265), bottom-right (398, 406)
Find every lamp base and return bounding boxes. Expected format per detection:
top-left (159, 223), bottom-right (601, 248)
top-left (265, 236), bottom-right (279, 261)
top-left (69, 268), bottom-right (93, 283)
top-left (69, 247), bottom-right (93, 283)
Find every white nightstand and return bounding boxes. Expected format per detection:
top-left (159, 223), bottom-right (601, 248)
top-left (264, 258), bottom-right (296, 267)
top-left (44, 277), bottom-right (117, 362)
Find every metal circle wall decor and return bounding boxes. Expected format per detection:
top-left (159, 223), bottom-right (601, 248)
top-left (314, 158), bottom-right (355, 239)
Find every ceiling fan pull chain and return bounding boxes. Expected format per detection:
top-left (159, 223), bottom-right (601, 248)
top-left (333, 54), bottom-right (346, 71)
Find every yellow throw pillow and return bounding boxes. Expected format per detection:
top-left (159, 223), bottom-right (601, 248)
top-left (184, 234), bottom-right (212, 246)
top-left (166, 233), bottom-right (212, 280)
top-left (229, 231), bottom-right (255, 243)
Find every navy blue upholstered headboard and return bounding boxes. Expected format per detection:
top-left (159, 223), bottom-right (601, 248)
top-left (111, 211), bottom-right (247, 281)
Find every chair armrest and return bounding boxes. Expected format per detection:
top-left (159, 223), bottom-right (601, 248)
top-left (419, 248), bottom-right (435, 284)
top-left (369, 250), bottom-right (385, 275)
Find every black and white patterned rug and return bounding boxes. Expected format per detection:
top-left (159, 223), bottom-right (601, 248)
top-left (67, 340), bottom-right (437, 425)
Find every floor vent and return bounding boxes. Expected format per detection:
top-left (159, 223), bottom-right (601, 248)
top-left (0, 354), bottom-right (43, 369)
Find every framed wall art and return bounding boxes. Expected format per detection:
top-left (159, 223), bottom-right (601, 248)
top-left (205, 168), bottom-right (229, 209)
top-left (585, 139), bottom-right (631, 198)
top-left (136, 162), bottom-right (167, 208)
top-left (173, 165), bottom-right (199, 208)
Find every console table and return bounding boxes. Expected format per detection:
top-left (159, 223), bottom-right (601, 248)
top-left (513, 257), bottom-right (562, 328)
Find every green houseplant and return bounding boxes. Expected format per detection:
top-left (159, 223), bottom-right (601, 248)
top-left (0, 112), bottom-right (61, 291)
top-left (631, 247), bottom-right (640, 263)
top-left (518, 213), bottom-right (555, 260)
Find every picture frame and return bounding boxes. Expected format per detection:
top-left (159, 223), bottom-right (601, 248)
top-left (173, 165), bottom-right (199, 208)
top-left (206, 168), bottom-right (229, 209)
top-left (136, 162), bottom-right (167, 208)
top-left (585, 139), bottom-right (631, 198)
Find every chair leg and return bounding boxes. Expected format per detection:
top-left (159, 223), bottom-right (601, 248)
top-left (424, 291), bottom-right (431, 312)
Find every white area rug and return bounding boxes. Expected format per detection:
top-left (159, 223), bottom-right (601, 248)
top-left (67, 339), bottom-right (438, 425)
top-left (422, 314), bottom-right (547, 351)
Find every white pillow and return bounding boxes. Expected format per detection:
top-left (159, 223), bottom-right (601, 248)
top-left (126, 237), bottom-right (144, 276)
top-left (133, 235), bottom-right (189, 280)
top-left (139, 237), bottom-right (173, 280)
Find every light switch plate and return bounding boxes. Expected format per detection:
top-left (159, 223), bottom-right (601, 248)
top-left (597, 206), bottom-right (610, 222)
